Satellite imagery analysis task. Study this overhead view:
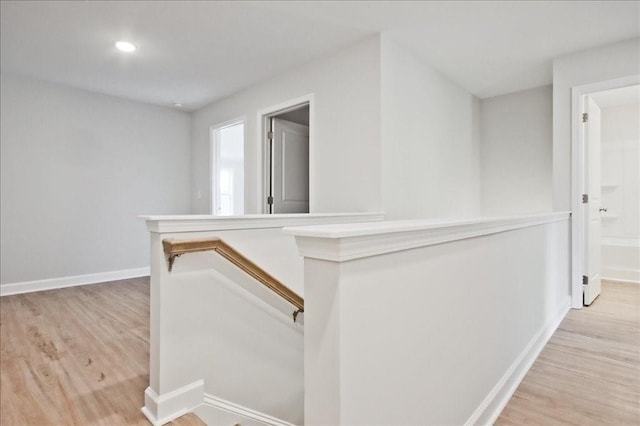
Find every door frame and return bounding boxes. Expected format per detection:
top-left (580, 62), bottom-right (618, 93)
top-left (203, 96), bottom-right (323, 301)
top-left (209, 116), bottom-right (246, 215)
top-left (256, 94), bottom-right (314, 214)
top-left (570, 75), bottom-right (639, 308)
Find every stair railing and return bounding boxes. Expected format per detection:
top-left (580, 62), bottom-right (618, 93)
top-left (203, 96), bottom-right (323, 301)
top-left (162, 238), bottom-right (304, 322)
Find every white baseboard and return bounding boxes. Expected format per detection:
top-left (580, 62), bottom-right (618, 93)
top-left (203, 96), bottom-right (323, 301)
top-left (465, 298), bottom-right (571, 426)
top-left (0, 267), bottom-right (150, 296)
top-left (602, 276), bottom-right (640, 284)
top-left (602, 269), bottom-right (640, 284)
top-left (142, 380), bottom-right (204, 426)
top-left (141, 381), bottom-right (295, 426)
top-left (194, 393), bottom-right (297, 426)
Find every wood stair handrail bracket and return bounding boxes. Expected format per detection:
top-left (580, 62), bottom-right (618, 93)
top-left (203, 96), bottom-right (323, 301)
top-left (162, 238), bottom-right (304, 323)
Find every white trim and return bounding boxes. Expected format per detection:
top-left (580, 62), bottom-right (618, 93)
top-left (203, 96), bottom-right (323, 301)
top-left (197, 393), bottom-right (297, 426)
top-left (257, 94), bottom-right (315, 214)
top-left (602, 270), bottom-right (640, 284)
top-left (210, 116), bottom-right (246, 216)
top-left (465, 299), bottom-right (571, 426)
top-left (141, 212), bottom-right (384, 233)
top-left (286, 212), bottom-right (569, 262)
top-left (0, 267), bottom-right (150, 297)
top-left (142, 381), bottom-right (204, 426)
top-left (601, 276), bottom-right (640, 285)
top-left (141, 382), bottom-right (297, 426)
top-left (570, 75), bottom-right (640, 309)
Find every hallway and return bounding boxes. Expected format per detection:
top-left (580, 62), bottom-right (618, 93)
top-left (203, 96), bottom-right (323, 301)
top-left (497, 281), bottom-right (640, 425)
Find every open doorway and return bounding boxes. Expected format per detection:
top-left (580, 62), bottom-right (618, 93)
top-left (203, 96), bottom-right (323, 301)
top-left (591, 86), bottom-right (640, 288)
top-left (262, 101), bottom-right (310, 214)
top-left (573, 79), bottom-right (640, 307)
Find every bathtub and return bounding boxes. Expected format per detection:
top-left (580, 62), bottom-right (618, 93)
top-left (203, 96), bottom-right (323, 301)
top-left (602, 237), bottom-right (640, 283)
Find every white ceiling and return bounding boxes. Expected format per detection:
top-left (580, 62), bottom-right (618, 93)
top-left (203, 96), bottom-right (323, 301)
top-left (1, 1), bottom-right (638, 111)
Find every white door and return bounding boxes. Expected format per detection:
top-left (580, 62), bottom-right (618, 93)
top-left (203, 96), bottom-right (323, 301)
top-left (271, 118), bottom-right (309, 214)
top-left (583, 96), bottom-right (602, 305)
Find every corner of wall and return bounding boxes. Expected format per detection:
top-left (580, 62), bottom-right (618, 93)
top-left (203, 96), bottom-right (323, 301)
top-left (142, 381), bottom-right (204, 426)
top-left (380, 37), bottom-right (482, 219)
top-left (1, 74), bottom-right (192, 284)
top-left (189, 34), bottom-right (385, 215)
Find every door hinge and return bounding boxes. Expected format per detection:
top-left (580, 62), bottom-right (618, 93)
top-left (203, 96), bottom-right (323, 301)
top-left (267, 131), bottom-right (274, 140)
top-left (583, 275), bottom-right (589, 285)
top-left (267, 196), bottom-right (273, 205)
top-left (582, 194), bottom-right (589, 203)
top-left (582, 113), bottom-right (589, 123)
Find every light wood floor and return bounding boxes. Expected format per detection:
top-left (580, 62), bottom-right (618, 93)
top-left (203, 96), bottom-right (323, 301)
top-left (0, 277), bottom-right (203, 426)
top-left (497, 280), bottom-right (640, 425)
top-left (2, 279), bottom-right (638, 425)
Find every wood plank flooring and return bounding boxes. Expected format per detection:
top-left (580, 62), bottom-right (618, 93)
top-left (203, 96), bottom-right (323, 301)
top-left (497, 280), bottom-right (640, 425)
top-left (2, 278), bottom-right (638, 425)
top-left (0, 277), bottom-right (204, 426)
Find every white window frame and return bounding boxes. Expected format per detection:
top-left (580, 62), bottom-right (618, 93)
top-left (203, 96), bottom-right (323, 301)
top-left (210, 118), bottom-right (245, 215)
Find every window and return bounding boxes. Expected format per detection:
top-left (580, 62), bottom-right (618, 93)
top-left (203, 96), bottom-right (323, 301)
top-left (212, 121), bottom-right (244, 215)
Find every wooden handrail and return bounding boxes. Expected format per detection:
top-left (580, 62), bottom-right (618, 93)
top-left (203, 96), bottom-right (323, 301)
top-left (162, 238), bottom-right (304, 321)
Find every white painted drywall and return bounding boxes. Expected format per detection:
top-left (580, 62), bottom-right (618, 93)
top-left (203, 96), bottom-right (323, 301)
top-left (293, 214), bottom-right (571, 425)
top-left (601, 103), bottom-right (640, 240)
top-left (143, 214), bottom-right (384, 424)
top-left (480, 85), bottom-right (553, 216)
top-left (381, 36), bottom-right (481, 219)
top-left (600, 102), bottom-right (640, 282)
top-left (552, 37), bottom-right (640, 211)
top-left (191, 36), bottom-right (382, 215)
top-left (0, 73), bottom-right (191, 285)
top-left (148, 229), bottom-right (304, 424)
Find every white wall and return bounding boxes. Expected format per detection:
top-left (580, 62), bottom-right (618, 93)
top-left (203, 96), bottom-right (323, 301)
top-left (381, 36), bottom-right (481, 219)
top-left (142, 213), bottom-right (384, 425)
top-left (292, 213), bottom-right (571, 425)
top-left (552, 38), bottom-right (640, 211)
top-left (0, 73), bottom-right (191, 286)
top-left (601, 102), bottom-right (640, 240)
top-left (191, 36), bottom-right (382, 215)
top-left (480, 85), bottom-right (553, 216)
top-left (600, 102), bottom-right (640, 283)
top-left (147, 229), bottom-right (305, 425)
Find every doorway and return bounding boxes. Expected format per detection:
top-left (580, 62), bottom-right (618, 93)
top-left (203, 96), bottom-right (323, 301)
top-left (572, 77), bottom-right (640, 307)
top-left (211, 119), bottom-right (245, 216)
top-left (591, 85), bottom-right (640, 289)
top-left (262, 101), bottom-right (310, 214)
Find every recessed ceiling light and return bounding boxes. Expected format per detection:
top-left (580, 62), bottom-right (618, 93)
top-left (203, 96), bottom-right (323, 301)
top-left (115, 41), bottom-right (136, 53)
top-left (173, 102), bottom-right (183, 108)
